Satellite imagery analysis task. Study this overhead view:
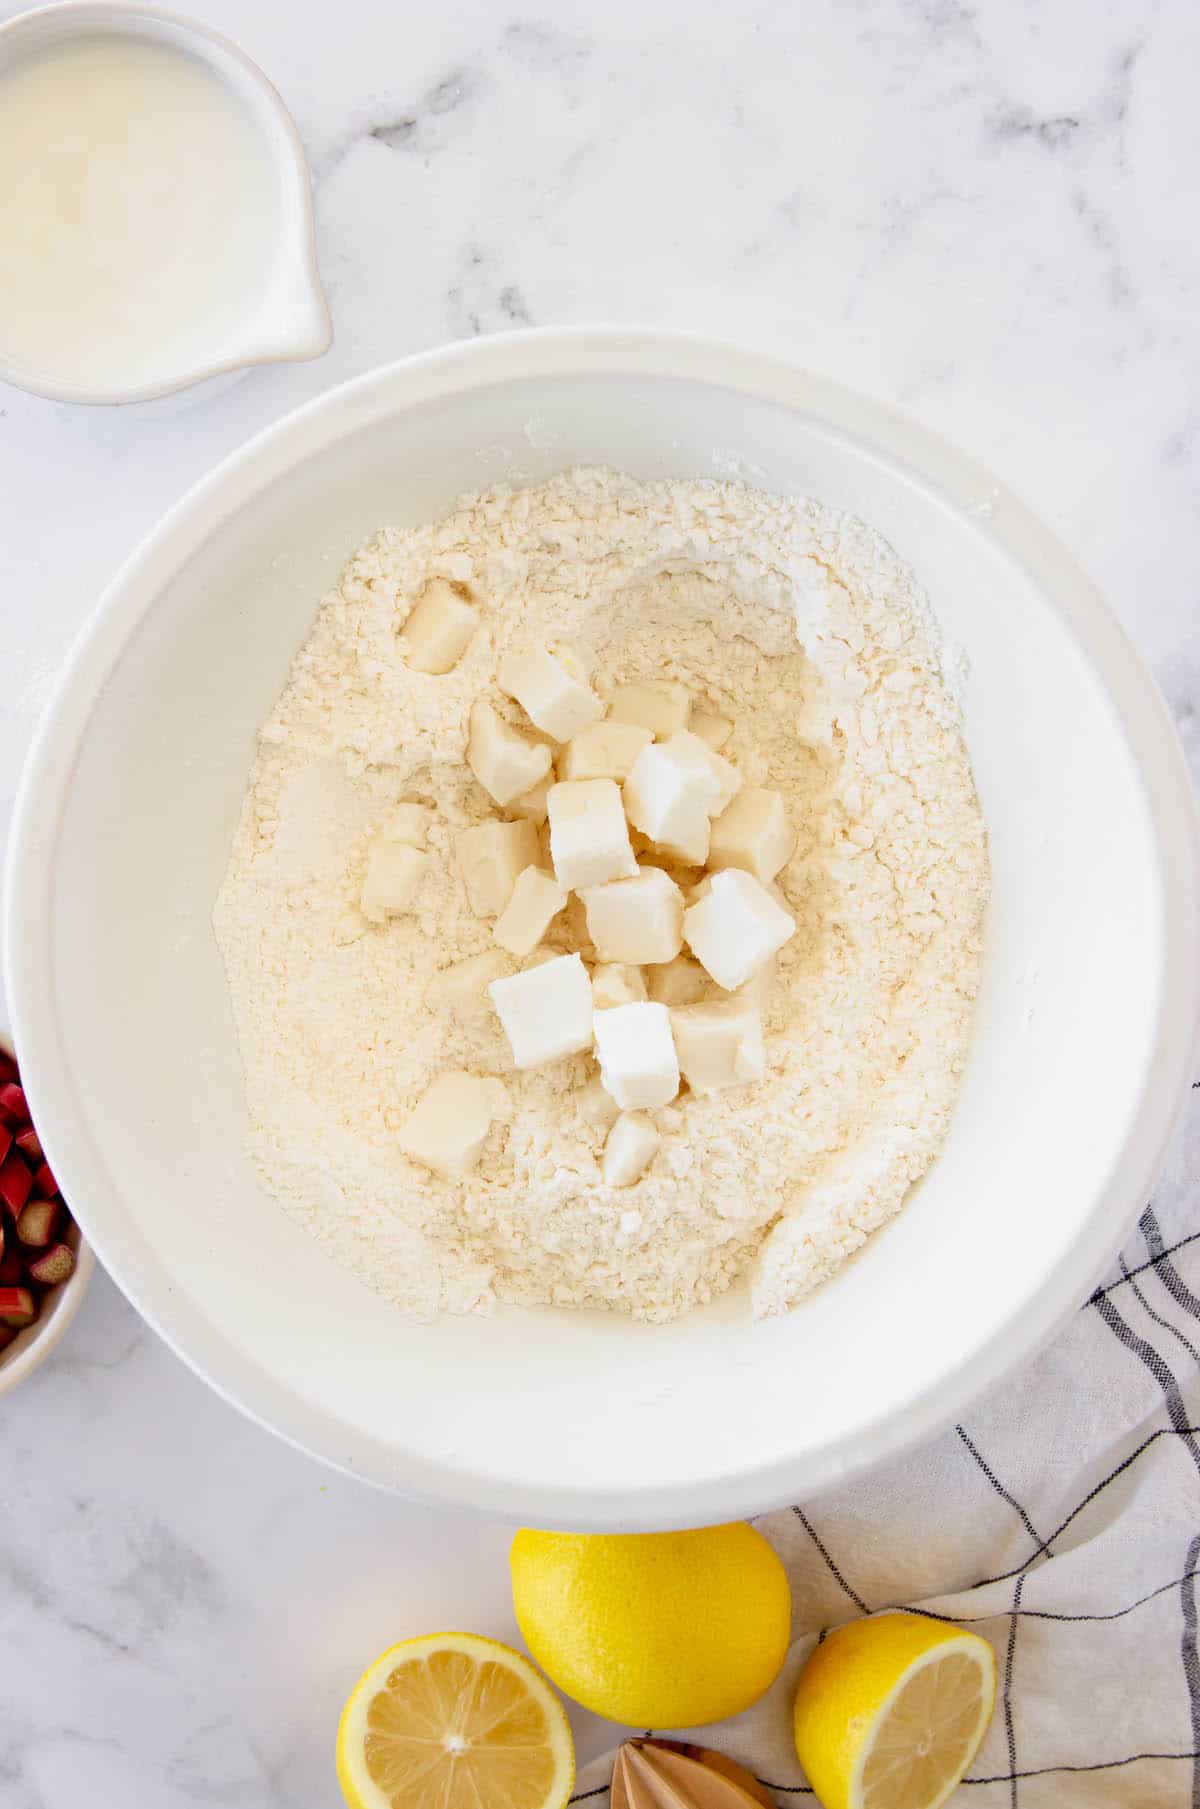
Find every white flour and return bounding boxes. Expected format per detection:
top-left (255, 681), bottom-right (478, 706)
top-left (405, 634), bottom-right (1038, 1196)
top-left (213, 468), bottom-right (988, 1322)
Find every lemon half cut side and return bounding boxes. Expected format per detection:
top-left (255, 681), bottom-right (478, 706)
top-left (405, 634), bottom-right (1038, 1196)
top-left (336, 1631), bottom-right (575, 1809)
top-left (793, 1612), bottom-right (997, 1809)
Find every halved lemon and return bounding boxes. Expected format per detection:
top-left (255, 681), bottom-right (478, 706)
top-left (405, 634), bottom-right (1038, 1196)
top-left (336, 1632), bottom-right (575, 1809)
top-left (793, 1612), bottom-right (996, 1809)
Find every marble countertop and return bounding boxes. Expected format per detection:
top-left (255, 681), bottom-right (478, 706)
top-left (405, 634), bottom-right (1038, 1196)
top-left (2, 0), bottom-right (1198, 1801)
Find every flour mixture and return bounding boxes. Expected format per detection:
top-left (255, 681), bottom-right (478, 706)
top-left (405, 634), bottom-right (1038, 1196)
top-left (213, 468), bottom-right (989, 1321)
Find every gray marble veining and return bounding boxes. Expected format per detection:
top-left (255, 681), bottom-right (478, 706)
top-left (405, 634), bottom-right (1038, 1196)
top-left (1, 0), bottom-right (1197, 1801)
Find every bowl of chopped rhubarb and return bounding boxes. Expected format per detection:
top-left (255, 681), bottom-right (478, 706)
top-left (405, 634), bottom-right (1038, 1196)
top-left (0, 1040), bottom-right (93, 1392)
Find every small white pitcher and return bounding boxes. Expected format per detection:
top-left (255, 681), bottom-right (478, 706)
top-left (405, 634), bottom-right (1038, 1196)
top-left (0, 1), bottom-right (332, 405)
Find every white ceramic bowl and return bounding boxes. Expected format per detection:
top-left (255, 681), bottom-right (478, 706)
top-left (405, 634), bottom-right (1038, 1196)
top-left (0, 1041), bottom-right (94, 1394)
top-left (6, 331), bottom-right (1199, 1525)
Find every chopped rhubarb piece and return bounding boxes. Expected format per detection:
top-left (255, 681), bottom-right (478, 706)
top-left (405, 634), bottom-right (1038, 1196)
top-left (0, 1050), bottom-right (17, 1085)
top-left (28, 1245), bottom-right (74, 1287)
top-left (0, 1248), bottom-right (23, 1285)
top-left (0, 1083), bottom-right (27, 1128)
top-left (16, 1200), bottom-right (58, 1248)
top-left (32, 1162), bottom-right (58, 1199)
top-left (0, 1126), bottom-right (9, 1168)
top-left (15, 1126), bottom-right (42, 1161)
top-left (0, 1323), bottom-right (19, 1353)
top-left (0, 1286), bottom-right (36, 1327)
top-left (0, 1151), bottom-right (32, 1216)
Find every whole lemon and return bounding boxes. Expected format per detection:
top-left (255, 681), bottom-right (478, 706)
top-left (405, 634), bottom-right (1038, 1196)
top-left (510, 1523), bottom-right (792, 1728)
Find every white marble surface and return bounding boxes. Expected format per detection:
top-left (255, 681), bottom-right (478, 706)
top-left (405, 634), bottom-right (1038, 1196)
top-left (2, 0), bottom-right (1198, 1801)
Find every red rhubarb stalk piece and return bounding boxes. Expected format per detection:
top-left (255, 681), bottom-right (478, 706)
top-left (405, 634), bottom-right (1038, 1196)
top-left (16, 1199), bottom-right (58, 1248)
top-left (32, 1161), bottom-right (58, 1199)
top-left (0, 1125), bottom-right (9, 1169)
top-left (0, 1083), bottom-right (27, 1128)
top-left (0, 1051), bottom-right (17, 1085)
top-left (0, 1248), bottom-right (24, 1285)
top-left (0, 1082), bottom-right (27, 1124)
top-left (0, 1286), bottom-right (36, 1327)
top-left (15, 1126), bottom-right (42, 1161)
top-left (0, 1151), bottom-right (32, 1216)
top-left (27, 1244), bottom-right (74, 1287)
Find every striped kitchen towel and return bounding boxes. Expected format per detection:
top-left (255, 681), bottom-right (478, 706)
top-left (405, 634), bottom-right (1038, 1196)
top-left (574, 1086), bottom-right (1200, 1807)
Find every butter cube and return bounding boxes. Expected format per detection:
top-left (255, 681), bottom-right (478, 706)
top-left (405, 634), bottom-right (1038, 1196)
top-left (489, 953), bottom-right (594, 1069)
top-left (426, 950), bottom-right (512, 1022)
top-left (397, 1071), bottom-right (508, 1178)
top-left (591, 962), bottom-right (648, 1009)
top-left (623, 731), bottom-right (742, 866)
top-left (506, 775), bottom-right (552, 824)
top-left (382, 802), bottom-right (433, 846)
top-left (602, 1112), bottom-right (661, 1187)
top-left (647, 954), bottom-right (710, 1006)
top-left (690, 710), bottom-right (733, 751)
top-left (559, 720), bottom-right (653, 783)
top-left (671, 999), bottom-right (765, 1092)
top-left (734, 951), bottom-right (778, 1010)
top-left (708, 787), bottom-right (796, 883)
top-left (683, 868), bottom-right (796, 990)
top-left (581, 866), bottom-right (683, 965)
top-left (400, 579), bottom-right (480, 675)
top-left (642, 811), bottom-right (709, 868)
top-left (467, 700), bottom-right (553, 807)
top-left (608, 682), bottom-right (690, 740)
top-left (498, 645), bottom-right (603, 742)
top-left (455, 818), bottom-right (539, 918)
top-left (360, 839), bottom-right (430, 924)
top-left (547, 779), bottom-right (638, 890)
top-left (577, 1073), bottom-right (621, 1132)
top-left (493, 866), bottom-right (567, 958)
top-left (660, 730), bottom-right (742, 814)
top-left (593, 1002), bottom-right (679, 1110)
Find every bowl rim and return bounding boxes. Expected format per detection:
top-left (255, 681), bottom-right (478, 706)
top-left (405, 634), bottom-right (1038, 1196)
top-left (5, 327), bottom-right (1200, 1522)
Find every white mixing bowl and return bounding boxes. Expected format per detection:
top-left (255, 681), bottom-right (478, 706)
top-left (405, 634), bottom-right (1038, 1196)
top-left (6, 331), bottom-right (1198, 1527)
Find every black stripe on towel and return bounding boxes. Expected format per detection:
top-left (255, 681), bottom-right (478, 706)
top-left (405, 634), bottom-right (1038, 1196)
top-left (963, 1750), bottom-right (1200, 1784)
top-left (1092, 1293), bottom-right (1200, 1462)
top-left (955, 1426), bottom-right (1053, 1561)
top-left (999, 1571), bottom-right (1024, 1807)
top-left (1093, 1290), bottom-right (1200, 1809)
top-left (1120, 1255), bottom-right (1200, 1367)
top-left (1091, 1228), bottom-right (1200, 1302)
top-left (908, 1564), bottom-right (1200, 1627)
top-left (767, 1754), bottom-right (1200, 1794)
top-left (1183, 1536), bottom-right (1200, 1809)
top-left (1142, 1206), bottom-right (1200, 1327)
top-left (955, 1424), bottom-right (1057, 1809)
top-left (970, 1424), bottom-right (1200, 1590)
top-left (791, 1505), bottom-right (869, 1613)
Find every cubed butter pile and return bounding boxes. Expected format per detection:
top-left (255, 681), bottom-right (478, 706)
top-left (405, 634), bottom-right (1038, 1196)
top-left (377, 616), bottom-right (798, 1190)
